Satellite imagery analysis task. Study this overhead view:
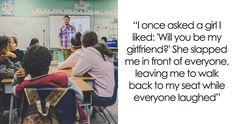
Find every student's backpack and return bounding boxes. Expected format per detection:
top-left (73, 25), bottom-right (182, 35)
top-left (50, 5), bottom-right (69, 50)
top-left (21, 88), bottom-right (78, 124)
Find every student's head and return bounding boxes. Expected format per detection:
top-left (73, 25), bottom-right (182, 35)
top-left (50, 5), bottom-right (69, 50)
top-left (8, 37), bottom-right (17, 51)
top-left (23, 45), bottom-right (52, 78)
top-left (101, 36), bottom-right (108, 43)
top-left (0, 36), bottom-right (10, 61)
top-left (29, 38), bottom-right (39, 47)
top-left (63, 15), bottom-right (70, 26)
top-left (75, 32), bottom-right (82, 41)
top-left (70, 32), bottom-right (82, 52)
top-left (12, 37), bottom-right (18, 47)
top-left (82, 31), bottom-right (113, 61)
top-left (81, 31), bottom-right (98, 48)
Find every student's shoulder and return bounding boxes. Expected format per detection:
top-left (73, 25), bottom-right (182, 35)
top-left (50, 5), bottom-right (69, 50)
top-left (74, 49), bottom-right (84, 55)
top-left (80, 48), bottom-right (95, 57)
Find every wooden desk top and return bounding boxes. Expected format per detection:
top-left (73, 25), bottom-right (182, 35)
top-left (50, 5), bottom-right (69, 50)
top-left (50, 66), bottom-right (93, 91)
top-left (70, 77), bottom-right (92, 91)
top-left (0, 78), bottom-right (13, 84)
top-left (49, 67), bottom-right (95, 81)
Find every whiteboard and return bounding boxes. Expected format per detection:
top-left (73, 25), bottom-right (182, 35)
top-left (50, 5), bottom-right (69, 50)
top-left (49, 15), bottom-right (90, 48)
top-left (0, 16), bottom-right (49, 50)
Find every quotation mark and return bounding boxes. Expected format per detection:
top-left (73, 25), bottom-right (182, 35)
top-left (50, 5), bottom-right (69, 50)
top-left (133, 21), bottom-right (138, 25)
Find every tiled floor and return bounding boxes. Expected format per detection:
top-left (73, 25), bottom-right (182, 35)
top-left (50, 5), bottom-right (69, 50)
top-left (91, 99), bottom-right (118, 124)
top-left (0, 112), bottom-right (8, 123)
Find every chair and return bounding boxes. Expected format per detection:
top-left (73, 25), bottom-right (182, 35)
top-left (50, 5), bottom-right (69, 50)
top-left (0, 85), bottom-right (13, 124)
top-left (19, 88), bottom-right (78, 124)
top-left (0, 94), bottom-right (11, 113)
top-left (94, 67), bottom-right (118, 124)
top-left (0, 93), bottom-right (11, 121)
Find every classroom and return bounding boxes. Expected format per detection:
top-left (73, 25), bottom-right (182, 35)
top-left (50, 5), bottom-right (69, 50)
top-left (0, 0), bottom-right (118, 124)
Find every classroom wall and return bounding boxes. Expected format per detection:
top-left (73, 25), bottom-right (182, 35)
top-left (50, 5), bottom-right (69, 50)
top-left (0, 0), bottom-right (118, 49)
top-left (0, 0), bottom-right (118, 16)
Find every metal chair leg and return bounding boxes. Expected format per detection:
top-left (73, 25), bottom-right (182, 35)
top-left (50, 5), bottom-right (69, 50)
top-left (100, 108), bottom-right (111, 124)
top-left (9, 94), bottom-right (14, 124)
top-left (104, 108), bottom-right (117, 124)
top-left (94, 107), bottom-right (111, 124)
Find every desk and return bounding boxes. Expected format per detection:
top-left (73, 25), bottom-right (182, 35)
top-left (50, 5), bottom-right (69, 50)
top-left (0, 78), bottom-right (14, 124)
top-left (0, 75), bottom-right (93, 93)
top-left (0, 78), bottom-right (14, 94)
top-left (1, 78), bottom-right (13, 84)
top-left (49, 67), bottom-right (94, 124)
top-left (1, 67), bottom-right (94, 124)
top-left (49, 67), bottom-right (95, 80)
top-left (50, 66), bottom-right (95, 86)
top-left (0, 68), bottom-right (94, 95)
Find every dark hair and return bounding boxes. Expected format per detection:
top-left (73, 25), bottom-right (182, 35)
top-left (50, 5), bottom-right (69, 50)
top-left (82, 31), bottom-right (113, 61)
top-left (75, 32), bottom-right (82, 41)
top-left (0, 35), bottom-right (9, 54)
top-left (71, 32), bottom-right (82, 47)
top-left (23, 45), bottom-right (52, 78)
top-left (101, 36), bottom-right (108, 42)
top-left (12, 37), bottom-right (18, 45)
top-left (82, 31), bottom-right (98, 48)
top-left (29, 38), bottom-right (39, 46)
top-left (64, 15), bottom-right (70, 20)
top-left (71, 39), bottom-right (81, 48)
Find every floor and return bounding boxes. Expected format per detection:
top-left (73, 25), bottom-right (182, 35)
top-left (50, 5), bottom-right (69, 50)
top-left (0, 99), bottom-right (118, 124)
top-left (91, 99), bottom-right (118, 124)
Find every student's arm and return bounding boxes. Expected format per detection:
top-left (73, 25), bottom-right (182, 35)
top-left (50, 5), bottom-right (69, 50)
top-left (57, 52), bottom-right (79, 69)
top-left (4, 51), bottom-right (17, 58)
top-left (0, 65), bottom-right (14, 78)
top-left (7, 58), bottom-right (21, 70)
top-left (72, 52), bottom-right (92, 76)
top-left (0, 59), bottom-right (18, 78)
top-left (13, 61), bottom-right (22, 69)
top-left (12, 68), bottom-right (28, 96)
top-left (12, 74), bottom-right (22, 96)
top-left (67, 77), bottom-right (84, 103)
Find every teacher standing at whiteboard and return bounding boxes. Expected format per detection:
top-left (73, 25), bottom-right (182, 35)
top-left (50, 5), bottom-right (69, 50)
top-left (59, 15), bottom-right (76, 60)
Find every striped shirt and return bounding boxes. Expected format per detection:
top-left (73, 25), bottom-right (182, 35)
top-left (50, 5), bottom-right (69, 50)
top-left (59, 25), bottom-right (76, 49)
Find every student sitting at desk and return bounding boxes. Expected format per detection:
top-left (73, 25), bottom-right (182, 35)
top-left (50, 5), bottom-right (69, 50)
top-left (12, 45), bottom-right (88, 123)
top-left (72, 31), bottom-right (115, 106)
top-left (6, 36), bottom-right (23, 66)
top-left (57, 32), bottom-right (83, 69)
top-left (100, 36), bottom-right (108, 44)
top-left (11, 37), bottom-right (24, 64)
top-left (12, 45), bottom-right (83, 102)
top-left (0, 36), bottom-right (20, 79)
top-left (29, 38), bottom-right (39, 47)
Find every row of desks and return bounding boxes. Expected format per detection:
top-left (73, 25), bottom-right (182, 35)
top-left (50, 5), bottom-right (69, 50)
top-left (50, 66), bottom-right (94, 91)
top-left (0, 67), bottom-right (95, 124)
top-left (0, 66), bottom-right (94, 92)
